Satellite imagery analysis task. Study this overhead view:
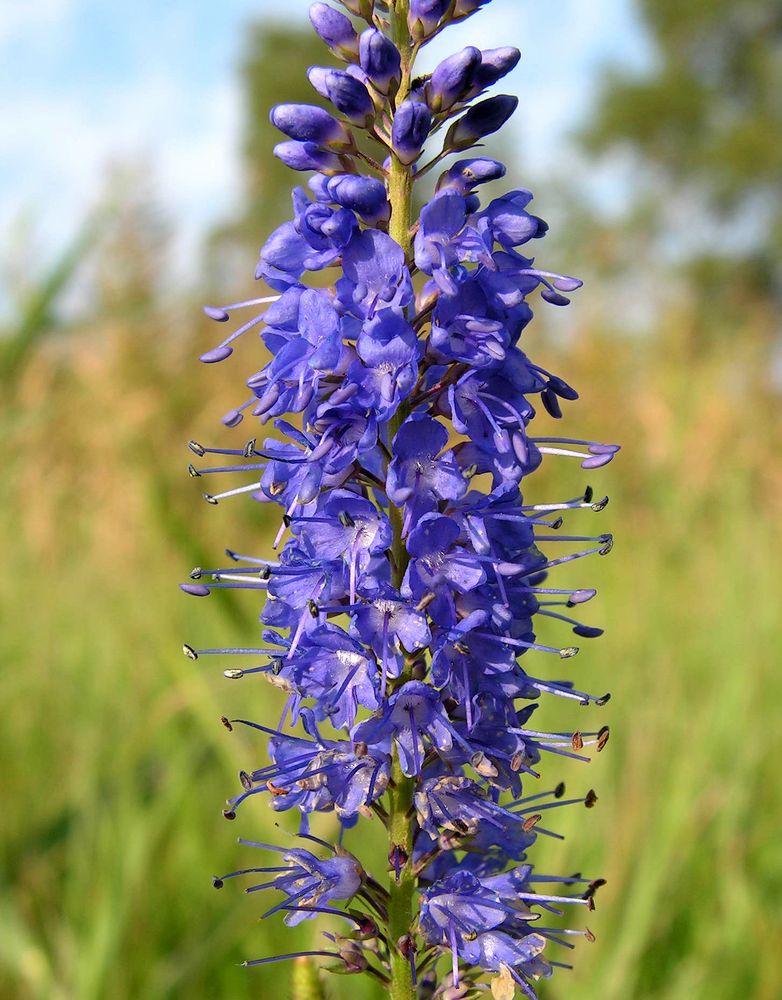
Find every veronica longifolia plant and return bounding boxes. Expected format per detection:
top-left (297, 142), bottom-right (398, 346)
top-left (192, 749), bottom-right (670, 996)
top-left (182, 1), bottom-right (617, 996)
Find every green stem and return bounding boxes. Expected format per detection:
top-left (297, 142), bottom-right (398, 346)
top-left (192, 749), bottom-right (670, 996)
top-left (386, 4), bottom-right (417, 999)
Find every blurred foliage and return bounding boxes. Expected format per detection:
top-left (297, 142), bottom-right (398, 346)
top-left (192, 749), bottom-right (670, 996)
top-left (207, 25), bottom-right (329, 287)
top-left (580, 0), bottom-right (782, 319)
top-left (1, 5), bottom-right (781, 1000)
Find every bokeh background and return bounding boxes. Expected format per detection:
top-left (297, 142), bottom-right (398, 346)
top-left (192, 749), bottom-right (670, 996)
top-left (2, 1), bottom-right (781, 998)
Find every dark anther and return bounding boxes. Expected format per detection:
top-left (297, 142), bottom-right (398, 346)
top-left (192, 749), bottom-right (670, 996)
top-left (243, 438), bottom-right (256, 458)
top-left (224, 669), bottom-right (244, 679)
top-left (188, 440), bottom-right (206, 456)
top-left (308, 599), bottom-right (320, 618)
top-left (597, 726), bottom-right (610, 751)
top-left (339, 511), bottom-right (356, 528)
top-left (222, 809), bottom-right (237, 820)
top-left (584, 789), bottom-right (598, 808)
top-left (510, 751), bottom-right (530, 772)
top-left (203, 493), bottom-right (218, 505)
top-left (220, 716), bottom-right (233, 732)
top-left (599, 536), bottom-right (614, 555)
top-left (270, 657), bottom-right (284, 676)
top-left (522, 814), bottom-right (541, 832)
top-left (282, 513), bottom-right (292, 527)
top-left (189, 567), bottom-right (202, 580)
top-left (187, 463), bottom-right (201, 477)
top-left (239, 770), bottom-right (253, 790)
top-left (354, 741), bottom-right (368, 758)
top-left (182, 643), bottom-right (198, 660)
top-left (453, 818), bottom-right (469, 835)
top-left (571, 732), bottom-right (584, 751)
top-left (596, 693), bottom-right (612, 706)
top-left (212, 876), bottom-right (224, 889)
top-left (584, 927), bottom-right (596, 943)
top-left (584, 878), bottom-right (607, 900)
top-left (550, 516), bottom-right (564, 530)
top-left (592, 495), bottom-right (609, 512)
top-left (554, 781), bottom-right (566, 798)
top-left (260, 566), bottom-right (272, 581)
top-left (584, 485), bottom-right (594, 502)
top-left (453, 641), bottom-right (470, 655)
top-left (587, 896), bottom-right (596, 911)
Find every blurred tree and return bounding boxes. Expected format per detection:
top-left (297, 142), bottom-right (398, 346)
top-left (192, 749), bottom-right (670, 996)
top-left (206, 23), bottom-right (330, 286)
top-left (580, 0), bottom-right (782, 333)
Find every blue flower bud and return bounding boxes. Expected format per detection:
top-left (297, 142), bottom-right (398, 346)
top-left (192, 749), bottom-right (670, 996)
top-left (327, 174), bottom-right (389, 222)
top-left (427, 46), bottom-right (481, 112)
top-left (359, 28), bottom-right (402, 94)
top-left (308, 67), bottom-right (374, 126)
top-left (444, 94), bottom-right (518, 151)
top-left (273, 140), bottom-right (344, 173)
top-left (270, 103), bottom-right (352, 149)
top-left (309, 3), bottom-right (360, 60)
top-left (435, 157), bottom-right (507, 194)
top-left (409, 0), bottom-right (451, 36)
top-left (469, 46), bottom-right (521, 94)
top-left (391, 99), bottom-right (432, 165)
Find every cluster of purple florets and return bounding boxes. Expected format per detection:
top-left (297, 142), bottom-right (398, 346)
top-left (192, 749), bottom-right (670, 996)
top-left (182, 0), bottom-right (616, 995)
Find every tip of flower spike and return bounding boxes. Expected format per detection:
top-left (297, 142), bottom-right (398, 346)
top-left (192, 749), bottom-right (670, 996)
top-left (200, 345), bottom-right (234, 364)
top-left (180, 583), bottom-right (210, 597)
top-left (203, 305), bottom-right (229, 322)
top-left (182, 643), bottom-right (198, 660)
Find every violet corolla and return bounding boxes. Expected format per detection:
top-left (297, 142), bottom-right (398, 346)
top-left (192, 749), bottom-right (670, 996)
top-left (182, 1), bottom-right (616, 996)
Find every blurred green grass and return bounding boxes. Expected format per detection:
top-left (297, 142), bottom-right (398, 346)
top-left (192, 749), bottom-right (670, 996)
top-left (1, 303), bottom-right (780, 1000)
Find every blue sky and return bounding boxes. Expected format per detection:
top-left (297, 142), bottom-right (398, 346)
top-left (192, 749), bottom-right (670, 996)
top-left (0, 0), bottom-right (651, 281)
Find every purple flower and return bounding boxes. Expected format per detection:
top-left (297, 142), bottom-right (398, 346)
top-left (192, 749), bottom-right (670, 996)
top-left (387, 413), bottom-right (466, 518)
top-left (353, 680), bottom-right (458, 776)
top-left (215, 841), bottom-right (363, 926)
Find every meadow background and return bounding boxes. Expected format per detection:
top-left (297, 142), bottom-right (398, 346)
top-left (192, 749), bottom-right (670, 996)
top-left (1, 1), bottom-right (780, 998)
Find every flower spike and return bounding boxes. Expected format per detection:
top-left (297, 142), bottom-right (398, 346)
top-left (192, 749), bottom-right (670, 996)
top-left (183, 2), bottom-right (617, 996)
